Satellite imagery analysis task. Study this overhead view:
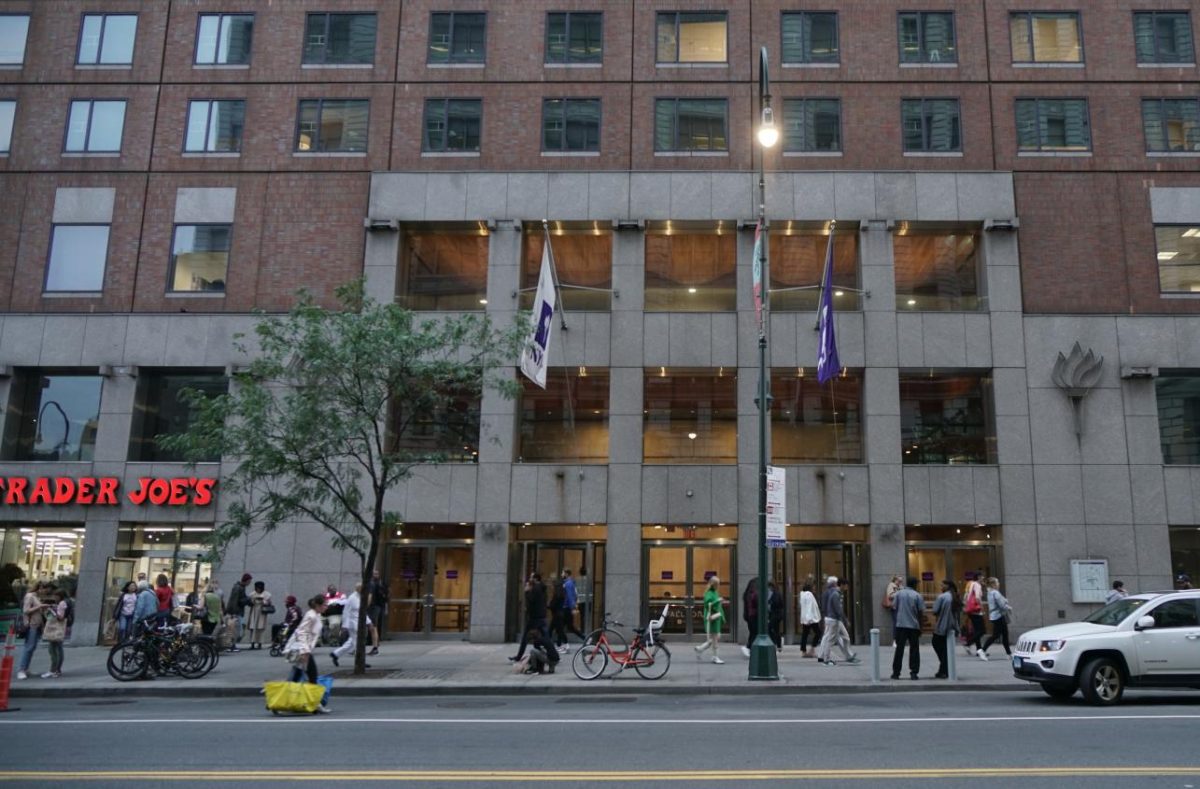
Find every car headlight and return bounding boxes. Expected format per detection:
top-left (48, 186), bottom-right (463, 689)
top-left (1038, 640), bottom-right (1067, 652)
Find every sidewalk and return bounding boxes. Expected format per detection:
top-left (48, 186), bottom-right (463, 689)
top-left (9, 639), bottom-right (1025, 699)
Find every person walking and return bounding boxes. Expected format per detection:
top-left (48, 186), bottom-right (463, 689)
top-left (116, 581), bottom-right (138, 642)
top-left (17, 582), bottom-right (49, 680)
top-left (226, 573), bottom-right (252, 651)
top-left (284, 595), bottom-right (330, 714)
top-left (767, 580), bottom-right (785, 651)
top-left (741, 577), bottom-right (758, 658)
top-left (931, 579), bottom-right (961, 679)
top-left (816, 576), bottom-right (858, 666)
top-left (978, 577), bottom-right (1013, 660)
top-left (40, 588), bottom-right (69, 679)
top-left (1105, 580), bottom-right (1127, 605)
top-left (247, 581), bottom-right (273, 650)
top-left (201, 583), bottom-right (223, 636)
top-left (797, 582), bottom-right (822, 658)
top-left (891, 576), bottom-right (925, 680)
top-left (133, 580), bottom-right (158, 637)
top-left (560, 568), bottom-right (586, 643)
top-left (154, 574), bottom-right (175, 626)
top-left (329, 583), bottom-right (368, 668)
top-left (366, 569), bottom-right (388, 656)
top-left (962, 572), bottom-right (985, 656)
top-left (694, 575), bottom-right (726, 664)
top-left (508, 573), bottom-right (549, 663)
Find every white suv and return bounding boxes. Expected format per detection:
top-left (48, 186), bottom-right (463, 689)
top-left (1011, 589), bottom-right (1200, 705)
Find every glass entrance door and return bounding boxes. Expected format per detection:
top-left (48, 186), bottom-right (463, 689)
top-left (787, 544), bottom-right (860, 643)
top-left (101, 557), bottom-right (137, 644)
top-left (907, 543), bottom-right (999, 631)
top-left (387, 543), bottom-right (473, 637)
top-left (644, 544), bottom-right (733, 638)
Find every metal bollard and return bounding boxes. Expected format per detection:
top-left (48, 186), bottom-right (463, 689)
top-left (948, 630), bottom-right (958, 681)
top-left (869, 628), bottom-right (880, 684)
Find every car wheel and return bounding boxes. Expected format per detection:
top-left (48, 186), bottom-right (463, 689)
top-left (1078, 657), bottom-right (1124, 706)
top-left (1040, 683), bottom-right (1077, 701)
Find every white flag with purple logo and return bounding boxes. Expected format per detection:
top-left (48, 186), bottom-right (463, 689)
top-left (520, 239), bottom-right (556, 389)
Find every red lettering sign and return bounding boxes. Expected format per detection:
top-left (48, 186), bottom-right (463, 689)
top-left (0, 477), bottom-right (217, 507)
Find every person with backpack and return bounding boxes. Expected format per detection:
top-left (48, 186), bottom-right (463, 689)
top-left (741, 577), bottom-right (758, 658)
top-left (766, 580), bottom-right (785, 651)
top-left (962, 572), bottom-right (985, 656)
top-left (931, 579), bottom-right (961, 679)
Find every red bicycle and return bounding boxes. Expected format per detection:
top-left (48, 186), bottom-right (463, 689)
top-left (572, 606), bottom-right (671, 680)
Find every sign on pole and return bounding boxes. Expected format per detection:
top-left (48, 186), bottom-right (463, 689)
top-left (766, 465), bottom-right (786, 547)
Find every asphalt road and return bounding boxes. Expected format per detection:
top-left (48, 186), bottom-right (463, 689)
top-left (1, 690), bottom-right (1199, 787)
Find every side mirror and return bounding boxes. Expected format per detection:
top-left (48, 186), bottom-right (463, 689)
top-left (1135, 615), bottom-right (1156, 631)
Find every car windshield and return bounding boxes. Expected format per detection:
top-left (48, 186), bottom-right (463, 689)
top-left (1082, 598), bottom-right (1147, 626)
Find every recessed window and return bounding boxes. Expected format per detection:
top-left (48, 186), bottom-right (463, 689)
top-left (169, 224), bottom-right (230, 293)
top-left (1015, 98), bottom-right (1091, 152)
top-left (782, 98), bottom-right (841, 153)
top-left (1154, 225), bottom-right (1200, 293)
top-left (656, 12), bottom-right (727, 63)
top-left (303, 12), bottom-right (376, 65)
top-left (64, 99), bottom-right (126, 153)
top-left (391, 386), bottom-right (481, 462)
top-left (519, 368), bottom-right (609, 463)
top-left (184, 99), bottom-right (245, 153)
top-left (545, 12), bottom-right (602, 64)
top-left (899, 12), bottom-right (956, 63)
top-left (45, 224), bottom-right (109, 292)
top-left (0, 14), bottom-right (30, 65)
top-left (542, 98), bottom-right (600, 152)
top-left (644, 368), bottom-right (737, 464)
top-left (654, 98), bottom-right (727, 152)
top-left (645, 225), bottom-right (736, 311)
top-left (129, 371), bottom-right (227, 462)
top-left (1157, 373), bottom-right (1200, 463)
top-left (522, 225), bottom-right (611, 311)
top-left (772, 369), bottom-right (862, 464)
top-left (1134, 12), bottom-right (1194, 64)
top-left (770, 229), bottom-right (859, 311)
top-left (397, 228), bottom-right (489, 310)
top-left (902, 98), bottom-right (961, 153)
top-left (900, 372), bottom-right (996, 465)
top-left (295, 99), bottom-right (369, 152)
top-left (428, 12), bottom-right (486, 64)
top-left (422, 98), bottom-right (481, 153)
top-left (894, 227), bottom-right (981, 311)
top-left (77, 13), bottom-right (137, 66)
top-left (1010, 11), bottom-right (1082, 63)
top-left (1143, 98), bottom-right (1200, 153)
top-left (0, 371), bottom-right (103, 462)
top-left (0, 100), bottom-right (14, 153)
top-left (194, 13), bottom-right (253, 65)
top-left (781, 12), bottom-right (838, 64)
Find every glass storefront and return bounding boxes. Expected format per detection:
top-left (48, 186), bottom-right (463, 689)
top-left (772, 525), bottom-right (869, 644)
top-left (0, 524), bottom-right (85, 605)
top-left (906, 524), bottom-right (1002, 631)
top-left (386, 523), bottom-right (474, 637)
top-left (507, 524), bottom-right (606, 640)
top-left (643, 524), bottom-right (736, 638)
top-left (114, 524), bottom-right (214, 597)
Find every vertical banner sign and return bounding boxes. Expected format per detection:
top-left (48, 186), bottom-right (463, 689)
top-left (752, 220), bottom-right (765, 333)
top-left (765, 465), bottom-right (787, 547)
top-left (816, 229), bottom-right (840, 384)
top-left (519, 238), bottom-right (557, 388)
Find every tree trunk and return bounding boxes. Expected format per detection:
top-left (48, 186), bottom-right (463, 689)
top-left (353, 528), bottom-right (381, 675)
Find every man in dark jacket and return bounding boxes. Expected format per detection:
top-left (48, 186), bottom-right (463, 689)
top-left (891, 576), bottom-right (926, 680)
top-left (509, 573), bottom-right (556, 665)
top-left (741, 578), bottom-right (758, 658)
top-left (226, 573), bottom-right (251, 652)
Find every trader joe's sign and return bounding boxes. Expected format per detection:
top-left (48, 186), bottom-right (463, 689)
top-left (0, 476), bottom-right (216, 507)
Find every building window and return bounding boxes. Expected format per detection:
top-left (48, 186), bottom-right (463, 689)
top-left (45, 224), bottom-right (109, 293)
top-left (295, 99), bottom-right (369, 153)
top-left (129, 371), bottom-right (226, 462)
top-left (522, 225), bottom-right (611, 311)
top-left (303, 12), bottom-right (376, 65)
top-left (0, 100), bottom-right (13, 153)
top-left (781, 11), bottom-right (838, 64)
top-left (899, 12), bottom-right (956, 63)
top-left (894, 227), bottom-right (981, 311)
top-left (770, 228), bottom-right (859, 311)
top-left (428, 12), bottom-right (486, 65)
top-left (1157, 373), bottom-right (1200, 463)
top-left (64, 99), bottom-right (126, 153)
top-left (545, 12), bottom-right (602, 64)
top-left (1015, 98), bottom-right (1090, 152)
top-left (0, 526), bottom-right (85, 601)
top-left (194, 13), bottom-right (253, 65)
top-left (654, 98), bottom-right (727, 152)
top-left (1134, 12), bottom-right (1194, 64)
top-left (644, 225), bottom-right (736, 311)
top-left (1170, 526), bottom-right (1200, 586)
top-left (0, 371), bottom-right (103, 462)
top-left (772, 369), bottom-right (862, 464)
top-left (77, 13), bottom-right (137, 66)
top-left (168, 224), bottom-right (230, 293)
top-left (391, 387), bottom-right (481, 462)
top-left (519, 368), bottom-right (609, 463)
top-left (644, 368), bottom-right (737, 464)
top-left (782, 98), bottom-right (841, 153)
top-left (1009, 11), bottom-right (1082, 63)
top-left (1155, 225), bottom-right (1200, 294)
top-left (542, 98), bottom-right (600, 152)
top-left (423, 98), bottom-right (482, 153)
top-left (184, 99), bottom-right (245, 153)
top-left (900, 372), bottom-right (996, 465)
top-left (397, 229), bottom-right (488, 310)
top-left (0, 14), bottom-right (30, 65)
top-left (656, 11), bottom-right (727, 64)
top-left (902, 98), bottom-right (961, 153)
top-left (1143, 98), bottom-right (1200, 153)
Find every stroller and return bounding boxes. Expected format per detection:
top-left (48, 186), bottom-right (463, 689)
top-left (268, 623), bottom-right (290, 657)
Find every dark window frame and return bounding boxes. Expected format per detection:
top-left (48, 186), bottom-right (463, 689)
top-left (655, 10), bottom-right (729, 64)
top-left (541, 97), bottom-right (601, 152)
top-left (0, 369), bottom-right (105, 462)
top-left (128, 369), bottom-right (228, 462)
top-left (1142, 97), bottom-right (1200, 153)
top-left (167, 222), bottom-right (232, 294)
top-left (301, 11), bottom-right (377, 65)
top-left (293, 98), bottom-right (370, 153)
top-left (1015, 96), bottom-right (1092, 152)
top-left (780, 11), bottom-right (840, 65)
top-left (193, 12), bottom-right (255, 66)
top-left (427, 11), bottom-right (488, 65)
top-left (654, 97), bottom-right (729, 153)
top-left (1133, 11), bottom-right (1195, 64)
top-left (1009, 10), bottom-right (1084, 64)
top-left (421, 97), bottom-right (483, 153)
top-left (182, 98), bottom-right (246, 154)
top-left (0, 13), bottom-right (31, 66)
top-left (0, 98), bottom-right (15, 154)
top-left (75, 12), bottom-right (138, 66)
top-left (897, 10), bottom-right (958, 64)
top-left (781, 97), bottom-right (842, 153)
top-left (44, 222), bottom-right (110, 294)
top-left (62, 98), bottom-right (127, 153)
top-left (1156, 370), bottom-right (1200, 462)
top-left (544, 11), bottom-right (603, 64)
top-left (901, 97), bottom-right (962, 153)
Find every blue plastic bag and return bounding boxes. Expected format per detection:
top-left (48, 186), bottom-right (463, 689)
top-left (316, 674), bottom-right (334, 706)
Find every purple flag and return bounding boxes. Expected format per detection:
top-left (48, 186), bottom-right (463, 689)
top-left (816, 231), bottom-right (840, 384)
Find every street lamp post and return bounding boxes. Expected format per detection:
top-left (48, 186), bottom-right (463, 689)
top-left (749, 46), bottom-right (779, 681)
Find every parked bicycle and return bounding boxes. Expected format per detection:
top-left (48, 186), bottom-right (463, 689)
top-left (573, 606), bottom-right (671, 680)
top-left (107, 622), bottom-right (218, 681)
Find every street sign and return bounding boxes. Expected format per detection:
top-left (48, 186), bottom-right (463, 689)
top-left (766, 465), bottom-right (786, 547)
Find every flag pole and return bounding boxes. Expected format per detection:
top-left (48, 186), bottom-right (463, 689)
top-left (541, 219), bottom-right (568, 331)
top-left (814, 219), bottom-right (836, 331)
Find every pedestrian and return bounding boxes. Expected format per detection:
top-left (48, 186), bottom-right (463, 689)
top-left (154, 574), bottom-right (174, 626)
top-left (201, 583), bottom-right (223, 636)
top-left (283, 595), bottom-right (330, 714)
top-left (16, 581), bottom-right (49, 680)
top-left (797, 582), bottom-right (822, 658)
top-left (282, 595), bottom-right (302, 639)
top-left (817, 576), bottom-right (858, 666)
top-left (883, 574), bottom-right (902, 637)
top-left (978, 577), bottom-right (1013, 660)
top-left (741, 577), bottom-right (758, 658)
top-left (116, 581), bottom-right (138, 642)
top-left (366, 569), bottom-right (388, 656)
top-left (133, 579), bottom-right (158, 636)
top-left (330, 583), bottom-right (369, 668)
top-left (247, 581), bottom-right (273, 650)
top-left (962, 572), bottom-right (985, 656)
top-left (767, 580), bottom-right (784, 651)
top-left (1105, 580), bottom-right (1127, 605)
top-left (226, 573), bottom-right (252, 651)
top-left (560, 568), bottom-right (586, 643)
top-left (41, 588), bottom-right (69, 679)
top-left (931, 579), bottom-right (961, 679)
top-left (693, 575), bottom-right (726, 664)
top-left (508, 573), bottom-right (549, 663)
top-left (891, 576), bottom-right (925, 680)
top-left (1176, 574), bottom-right (1192, 590)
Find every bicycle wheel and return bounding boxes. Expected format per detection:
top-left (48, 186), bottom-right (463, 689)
top-left (107, 642), bottom-right (149, 681)
top-left (633, 643), bottom-right (671, 680)
top-left (175, 641), bottom-right (211, 679)
top-left (582, 628), bottom-right (627, 656)
top-left (571, 643), bottom-right (609, 680)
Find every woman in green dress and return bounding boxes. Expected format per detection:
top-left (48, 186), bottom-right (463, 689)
top-left (693, 576), bottom-right (726, 664)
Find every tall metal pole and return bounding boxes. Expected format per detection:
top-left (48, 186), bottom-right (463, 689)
top-left (749, 46), bottom-right (779, 681)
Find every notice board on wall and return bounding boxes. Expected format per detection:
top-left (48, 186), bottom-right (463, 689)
top-left (1070, 559), bottom-right (1109, 604)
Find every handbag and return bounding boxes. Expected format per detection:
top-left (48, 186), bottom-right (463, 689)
top-left (261, 603), bottom-right (276, 615)
top-left (14, 614), bottom-right (29, 637)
